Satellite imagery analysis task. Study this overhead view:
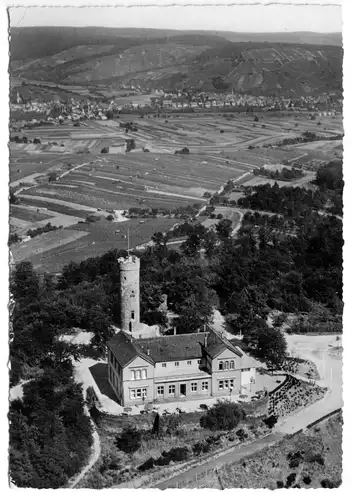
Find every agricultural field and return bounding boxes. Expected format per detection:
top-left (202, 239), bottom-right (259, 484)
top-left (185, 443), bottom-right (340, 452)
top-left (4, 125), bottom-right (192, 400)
top-left (9, 112), bottom-right (343, 274)
top-left (16, 217), bottom-right (182, 274)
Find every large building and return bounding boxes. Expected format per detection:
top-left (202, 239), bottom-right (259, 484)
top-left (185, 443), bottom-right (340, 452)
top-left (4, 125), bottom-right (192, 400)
top-left (107, 255), bottom-right (257, 407)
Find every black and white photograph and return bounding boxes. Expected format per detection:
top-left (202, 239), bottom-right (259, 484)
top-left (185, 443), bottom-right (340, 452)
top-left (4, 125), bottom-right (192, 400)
top-left (6, 0), bottom-right (345, 490)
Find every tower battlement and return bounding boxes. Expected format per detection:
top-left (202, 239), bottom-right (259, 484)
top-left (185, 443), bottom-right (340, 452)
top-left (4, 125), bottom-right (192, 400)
top-left (118, 255), bottom-right (140, 271)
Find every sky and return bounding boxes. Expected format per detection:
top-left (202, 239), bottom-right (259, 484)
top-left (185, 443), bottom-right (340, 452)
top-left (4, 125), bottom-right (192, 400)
top-left (9, 4), bottom-right (342, 33)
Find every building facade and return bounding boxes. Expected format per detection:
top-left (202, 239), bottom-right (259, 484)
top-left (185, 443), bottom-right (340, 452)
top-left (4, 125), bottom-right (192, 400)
top-left (107, 254), bottom-right (257, 407)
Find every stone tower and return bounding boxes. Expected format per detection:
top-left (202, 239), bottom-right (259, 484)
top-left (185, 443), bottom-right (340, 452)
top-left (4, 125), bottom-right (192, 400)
top-left (118, 255), bottom-right (140, 333)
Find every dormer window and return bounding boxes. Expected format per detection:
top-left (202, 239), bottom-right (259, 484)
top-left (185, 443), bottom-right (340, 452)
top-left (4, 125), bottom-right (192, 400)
top-left (225, 361), bottom-right (229, 370)
top-left (219, 361), bottom-right (224, 370)
top-left (230, 361), bottom-right (235, 370)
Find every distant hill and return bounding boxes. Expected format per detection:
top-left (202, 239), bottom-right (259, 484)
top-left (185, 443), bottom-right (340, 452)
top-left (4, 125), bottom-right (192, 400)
top-left (10, 27), bottom-right (343, 97)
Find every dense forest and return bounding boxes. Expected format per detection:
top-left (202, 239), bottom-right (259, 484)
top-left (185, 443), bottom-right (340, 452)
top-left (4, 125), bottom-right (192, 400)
top-left (9, 159), bottom-right (342, 488)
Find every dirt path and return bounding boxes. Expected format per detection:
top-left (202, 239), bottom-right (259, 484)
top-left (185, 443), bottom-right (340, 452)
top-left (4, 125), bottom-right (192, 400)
top-left (153, 433), bottom-right (284, 489)
top-left (68, 417), bottom-right (101, 489)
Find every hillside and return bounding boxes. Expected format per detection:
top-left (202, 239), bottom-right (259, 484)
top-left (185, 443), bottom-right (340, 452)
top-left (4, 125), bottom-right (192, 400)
top-left (10, 27), bottom-right (343, 96)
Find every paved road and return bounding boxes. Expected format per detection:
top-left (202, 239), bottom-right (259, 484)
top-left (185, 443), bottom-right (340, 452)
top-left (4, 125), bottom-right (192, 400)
top-left (154, 432), bottom-right (285, 489)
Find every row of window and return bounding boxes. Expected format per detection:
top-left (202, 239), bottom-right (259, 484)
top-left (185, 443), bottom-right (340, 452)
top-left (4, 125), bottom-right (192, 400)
top-left (219, 360), bottom-right (235, 370)
top-left (130, 387), bottom-right (147, 400)
top-left (156, 381), bottom-right (209, 397)
top-left (131, 369), bottom-right (147, 380)
top-left (161, 360), bottom-right (201, 368)
top-left (218, 379), bottom-right (234, 390)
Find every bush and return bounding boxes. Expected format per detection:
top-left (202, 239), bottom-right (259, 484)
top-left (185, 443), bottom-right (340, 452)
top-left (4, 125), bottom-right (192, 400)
top-left (115, 426), bottom-right (141, 454)
top-left (303, 476), bottom-right (311, 485)
top-left (286, 473), bottom-right (296, 488)
top-left (263, 415), bottom-right (278, 429)
top-left (138, 457), bottom-right (155, 471)
top-left (167, 447), bottom-right (190, 462)
top-left (192, 441), bottom-right (211, 456)
top-left (307, 453), bottom-right (324, 466)
top-left (200, 401), bottom-right (246, 431)
top-left (277, 481), bottom-right (284, 488)
top-left (321, 479), bottom-right (339, 489)
top-left (106, 215), bottom-right (114, 221)
top-left (235, 428), bottom-right (248, 441)
top-left (101, 147), bottom-right (109, 154)
top-left (155, 455), bottom-right (171, 466)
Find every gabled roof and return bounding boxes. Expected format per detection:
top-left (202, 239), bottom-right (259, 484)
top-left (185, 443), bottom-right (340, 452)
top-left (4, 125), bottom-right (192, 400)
top-left (136, 333), bottom-right (208, 363)
top-left (107, 330), bottom-right (154, 368)
top-left (204, 329), bottom-right (243, 359)
top-left (107, 329), bottom-right (248, 368)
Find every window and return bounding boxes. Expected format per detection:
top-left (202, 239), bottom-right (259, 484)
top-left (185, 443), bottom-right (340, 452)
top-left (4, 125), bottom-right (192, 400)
top-left (141, 369), bottom-right (147, 379)
top-left (187, 361), bottom-right (192, 365)
top-left (162, 363), bottom-right (167, 368)
top-left (230, 361), bottom-right (235, 370)
top-left (169, 385), bottom-right (176, 395)
top-left (191, 383), bottom-right (197, 392)
top-left (202, 381), bottom-right (209, 391)
top-left (242, 368), bottom-right (250, 372)
top-left (225, 361), bottom-right (229, 370)
top-left (131, 311), bottom-right (135, 319)
top-left (157, 386), bottom-right (164, 397)
top-left (218, 380), bottom-right (224, 390)
top-left (135, 370), bottom-right (141, 380)
top-left (175, 361), bottom-right (179, 367)
top-left (219, 361), bottom-right (224, 370)
top-left (130, 388), bottom-right (147, 400)
top-left (224, 380), bottom-right (229, 389)
top-left (197, 360), bottom-right (201, 365)
top-left (131, 370), bottom-right (135, 380)
top-left (230, 379), bottom-right (234, 388)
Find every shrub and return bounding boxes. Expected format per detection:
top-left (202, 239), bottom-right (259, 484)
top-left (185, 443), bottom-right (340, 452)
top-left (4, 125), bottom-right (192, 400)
top-left (115, 426), bottom-right (141, 454)
top-left (167, 447), bottom-right (190, 462)
top-left (200, 401), bottom-right (246, 431)
top-left (101, 147), bottom-right (109, 154)
top-left (321, 479), bottom-right (338, 489)
top-left (106, 215), bottom-right (114, 221)
top-left (286, 473), bottom-right (296, 488)
top-left (307, 453), bottom-right (324, 466)
top-left (276, 481), bottom-right (284, 488)
top-left (303, 476), bottom-right (311, 485)
top-left (235, 428), bottom-right (248, 441)
top-left (138, 457), bottom-right (155, 472)
top-left (155, 455), bottom-right (171, 466)
top-left (192, 441), bottom-right (211, 456)
top-left (263, 415), bottom-right (278, 428)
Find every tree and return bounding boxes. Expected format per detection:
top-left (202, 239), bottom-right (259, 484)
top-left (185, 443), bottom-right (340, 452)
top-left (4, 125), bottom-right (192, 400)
top-left (200, 401), bottom-right (246, 431)
top-left (11, 261), bottom-right (40, 301)
top-left (115, 426), bottom-right (141, 454)
top-left (152, 413), bottom-right (160, 435)
top-left (216, 218), bottom-right (233, 239)
top-left (101, 147), bottom-right (109, 154)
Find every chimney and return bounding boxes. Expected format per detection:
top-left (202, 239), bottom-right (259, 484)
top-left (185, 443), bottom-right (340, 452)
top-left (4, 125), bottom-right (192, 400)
top-left (173, 326), bottom-right (177, 335)
top-left (203, 324), bottom-right (206, 332)
top-left (204, 335), bottom-right (208, 348)
top-left (197, 328), bottom-right (200, 333)
top-left (147, 348), bottom-right (150, 356)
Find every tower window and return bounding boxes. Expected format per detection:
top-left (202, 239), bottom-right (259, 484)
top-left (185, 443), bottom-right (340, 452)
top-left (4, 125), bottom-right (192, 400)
top-left (124, 277), bottom-right (127, 281)
top-left (131, 311), bottom-right (135, 320)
